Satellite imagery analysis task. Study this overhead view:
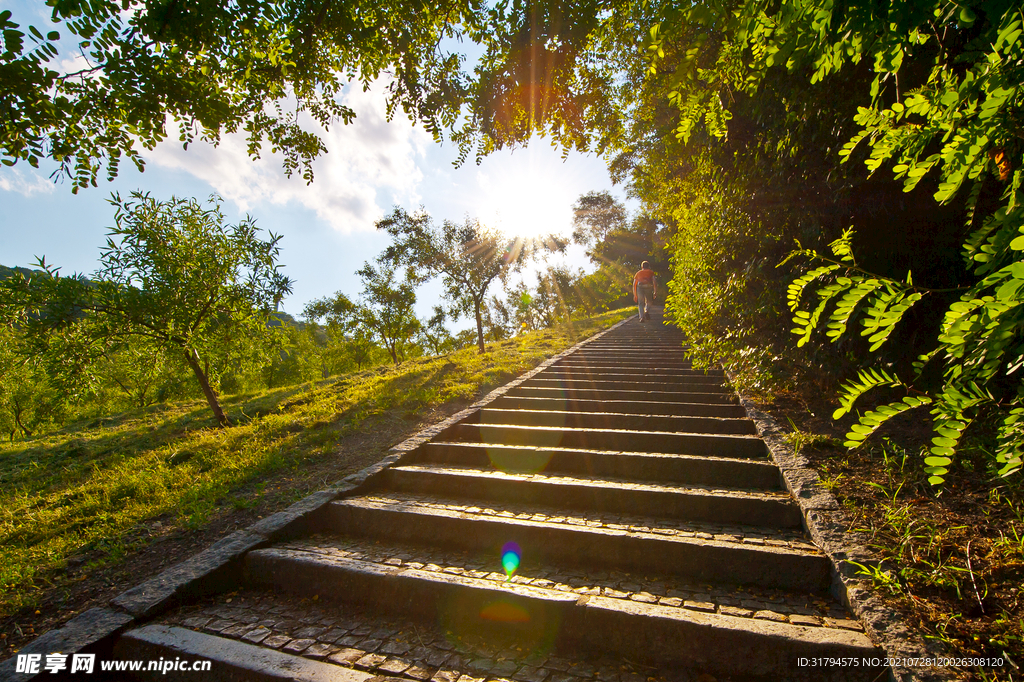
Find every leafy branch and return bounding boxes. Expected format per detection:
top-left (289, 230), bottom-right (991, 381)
top-left (789, 220), bottom-right (1024, 484)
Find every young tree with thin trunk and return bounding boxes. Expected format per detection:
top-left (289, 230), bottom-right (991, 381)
top-left (354, 263), bottom-right (422, 364)
top-left (571, 190), bottom-right (627, 253)
top-left (1, 192), bottom-right (292, 426)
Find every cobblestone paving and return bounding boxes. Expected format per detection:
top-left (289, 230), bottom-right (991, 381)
top-left (276, 534), bottom-right (863, 631)
top-left (344, 493), bottom-right (820, 551)
top-left (164, 589), bottom-right (721, 682)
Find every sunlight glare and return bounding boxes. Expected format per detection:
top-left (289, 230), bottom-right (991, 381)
top-left (475, 162), bottom-right (575, 240)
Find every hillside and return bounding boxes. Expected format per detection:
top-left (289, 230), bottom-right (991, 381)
top-left (0, 308), bottom-right (632, 658)
top-left (0, 264), bottom-right (41, 281)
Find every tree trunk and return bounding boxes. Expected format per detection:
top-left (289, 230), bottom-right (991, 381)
top-left (183, 347), bottom-right (230, 426)
top-left (13, 399), bottom-right (32, 438)
top-left (474, 297), bottom-right (485, 353)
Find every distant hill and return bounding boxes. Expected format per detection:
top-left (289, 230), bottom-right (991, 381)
top-left (0, 264), bottom-right (43, 281)
top-left (269, 311), bottom-right (301, 329)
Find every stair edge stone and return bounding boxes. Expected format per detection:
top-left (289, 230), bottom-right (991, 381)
top-left (732, 379), bottom-right (958, 682)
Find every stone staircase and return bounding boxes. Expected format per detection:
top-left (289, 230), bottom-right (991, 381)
top-left (105, 317), bottom-right (882, 680)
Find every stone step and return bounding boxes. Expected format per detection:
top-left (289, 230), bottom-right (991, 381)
top-left (469, 408), bottom-right (757, 436)
top-left (488, 395), bottom-right (748, 417)
top-left (521, 377), bottom-right (733, 393)
top-left (547, 364), bottom-right (724, 377)
top-left (263, 533), bottom-right (847, 630)
top-left (581, 335), bottom-right (684, 342)
top-left (581, 339), bottom-right (687, 345)
top-left (570, 350), bottom-right (690, 357)
top-left (144, 587), bottom-right (736, 682)
top-left (323, 494), bottom-right (829, 593)
top-left (241, 542), bottom-right (879, 680)
top-left (440, 423), bottom-right (770, 459)
top-left (565, 355), bottom-right (692, 362)
top-left (411, 442), bottom-right (784, 489)
top-left (376, 464), bottom-right (801, 528)
top-left (552, 358), bottom-right (702, 370)
top-left (505, 385), bottom-right (740, 404)
top-left (584, 336), bottom-right (687, 343)
top-left (552, 355), bottom-right (710, 366)
top-left (537, 370), bottom-right (729, 386)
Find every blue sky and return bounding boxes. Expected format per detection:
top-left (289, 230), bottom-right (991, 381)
top-left (0, 3), bottom-right (628, 328)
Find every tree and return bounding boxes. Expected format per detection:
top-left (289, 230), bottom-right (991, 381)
top-left (0, 1), bottom-right (487, 189)
top-left (636, 0), bottom-right (1024, 481)
top-left (571, 191), bottom-right (627, 253)
top-left (354, 263), bottom-right (421, 364)
top-left (377, 206), bottom-right (557, 352)
top-left (1, 192), bottom-right (292, 426)
top-left (482, 294), bottom-right (515, 342)
top-left (532, 264), bottom-right (589, 326)
top-left (419, 307), bottom-right (458, 355)
top-left (95, 337), bottom-right (171, 408)
top-left (0, 323), bottom-right (64, 439)
top-left (303, 290), bottom-right (363, 374)
top-left (305, 266), bottom-right (421, 365)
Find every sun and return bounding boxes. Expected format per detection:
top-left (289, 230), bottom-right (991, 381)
top-left (474, 160), bottom-right (575, 240)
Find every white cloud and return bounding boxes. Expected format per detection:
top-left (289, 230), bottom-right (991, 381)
top-left (0, 167), bottom-right (56, 197)
top-left (59, 53), bottom-right (91, 75)
top-left (145, 79), bottom-right (431, 233)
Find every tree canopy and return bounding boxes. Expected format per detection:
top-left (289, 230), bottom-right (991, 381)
top-left (635, 0), bottom-right (1024, 482)
top-left (0, 0), bottom-right (488, 189)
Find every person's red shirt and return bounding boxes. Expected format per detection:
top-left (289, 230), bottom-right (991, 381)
top-left (633, 268), bottom-right (656, 299)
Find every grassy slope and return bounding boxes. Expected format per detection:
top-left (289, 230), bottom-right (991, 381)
top-left (0, 309), bottom-right (632, 618)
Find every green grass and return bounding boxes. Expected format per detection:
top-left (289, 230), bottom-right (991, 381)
top-left (0, 309), bottom-right (632, 617)
top-left (826, 437), bottom-right (1024, 674)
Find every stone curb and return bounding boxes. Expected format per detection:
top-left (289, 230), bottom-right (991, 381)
top-left (0, 608), bottom-right (134, 681)
top-left (117, 624), bottom-right (385, 681)
top-left (732, 384), bottom-right (958, 682)
top-left (0, 316), bottom-right (630, 679)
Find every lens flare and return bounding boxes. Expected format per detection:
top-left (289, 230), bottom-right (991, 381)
top-left (501, 541), bottom-right (521, 580)
top-left (480, 600), bottom-right (531, 622)
top-left (486, 445), bottom-right (554, 475)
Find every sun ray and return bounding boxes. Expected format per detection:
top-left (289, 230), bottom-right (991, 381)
top-left (475, 163), bottom-right (575, 240)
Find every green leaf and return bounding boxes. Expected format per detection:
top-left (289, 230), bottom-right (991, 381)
top-left (843, 395), bottom-right (931, 448)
